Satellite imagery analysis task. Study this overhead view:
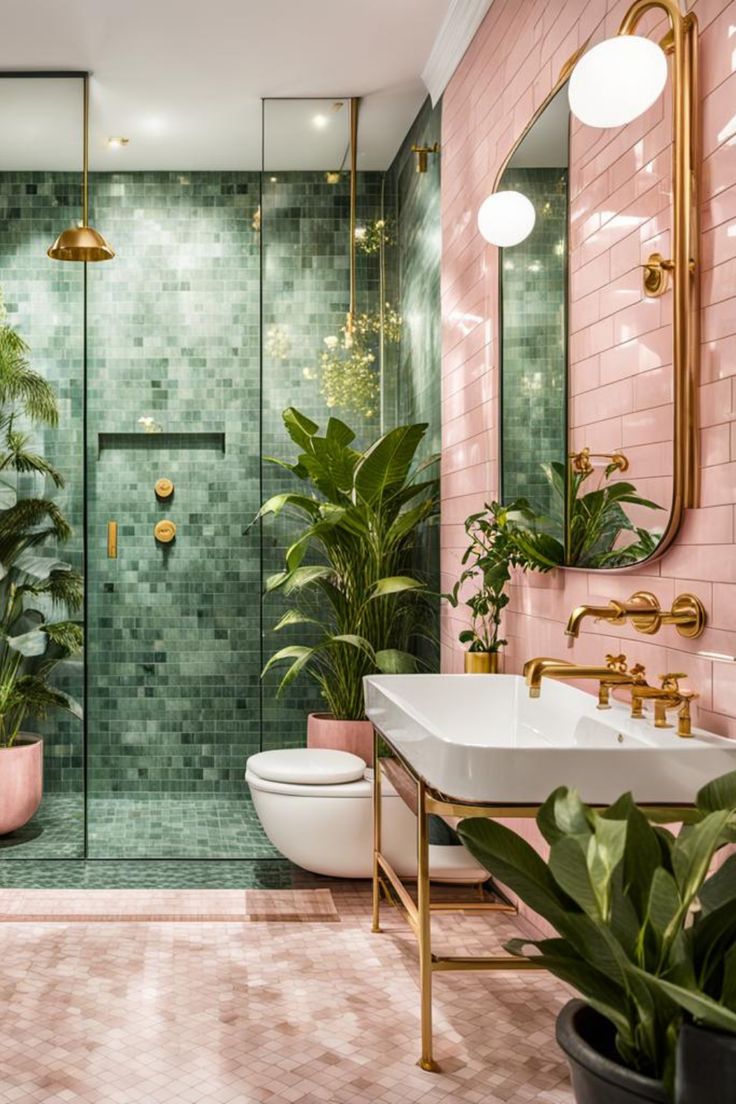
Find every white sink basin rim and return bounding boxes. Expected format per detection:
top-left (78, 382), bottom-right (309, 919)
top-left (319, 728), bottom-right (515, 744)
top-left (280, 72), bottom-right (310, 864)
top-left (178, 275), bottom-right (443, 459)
top-left (364, 674), bottom-right (736, 806)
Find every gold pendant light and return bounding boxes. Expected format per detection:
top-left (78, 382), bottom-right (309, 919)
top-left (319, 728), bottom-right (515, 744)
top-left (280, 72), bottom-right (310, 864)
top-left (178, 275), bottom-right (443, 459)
top-left (48, 74), bottom-right (114, 262)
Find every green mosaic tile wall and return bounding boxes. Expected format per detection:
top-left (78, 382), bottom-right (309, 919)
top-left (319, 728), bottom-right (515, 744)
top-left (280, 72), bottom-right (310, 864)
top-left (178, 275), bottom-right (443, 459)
top-left (0, 172), bottom-right (86, 820)
top-left (0, 146), bottom-right (442, 858)
top-left (499, 167), bottom-right (568, 516)
top-left (383, 98), bottom-right (442, 667)
top-left (86, 171), bottom-right (262, 796)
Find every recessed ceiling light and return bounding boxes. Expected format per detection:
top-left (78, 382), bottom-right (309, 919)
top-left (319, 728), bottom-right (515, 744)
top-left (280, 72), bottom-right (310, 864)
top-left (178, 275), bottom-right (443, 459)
top-left (107, 137), bottom-right (130, 149)
top-left (312, 114), bottom-right (328, 129)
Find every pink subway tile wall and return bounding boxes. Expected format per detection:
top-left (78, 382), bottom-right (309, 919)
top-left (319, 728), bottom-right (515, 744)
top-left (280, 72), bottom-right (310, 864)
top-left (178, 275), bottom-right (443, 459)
top-left (441, 0), bottom-right (736, 915)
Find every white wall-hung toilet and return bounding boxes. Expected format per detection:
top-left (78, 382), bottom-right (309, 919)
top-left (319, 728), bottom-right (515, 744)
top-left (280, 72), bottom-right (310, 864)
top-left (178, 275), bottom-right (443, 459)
top-left (246, 747), bottom-right (487, 882)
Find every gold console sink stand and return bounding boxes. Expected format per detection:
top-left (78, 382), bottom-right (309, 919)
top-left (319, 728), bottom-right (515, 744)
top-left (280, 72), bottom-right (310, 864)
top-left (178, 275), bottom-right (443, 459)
top-left (370, 727), bottom-right (693, 1073)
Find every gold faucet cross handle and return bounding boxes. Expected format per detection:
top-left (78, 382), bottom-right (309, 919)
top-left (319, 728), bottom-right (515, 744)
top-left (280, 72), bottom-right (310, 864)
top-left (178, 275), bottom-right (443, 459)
top-left (659, 672), bottom-right (688, 694)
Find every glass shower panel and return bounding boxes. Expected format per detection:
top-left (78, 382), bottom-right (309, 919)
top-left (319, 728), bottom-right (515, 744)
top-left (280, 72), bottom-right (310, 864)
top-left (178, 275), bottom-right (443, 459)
top-left (0, 76), bottom-right (86, 859)
top-left (84, 169), bottom-right (268, 858)
top-left (260, 99), bottom-right (384, 751)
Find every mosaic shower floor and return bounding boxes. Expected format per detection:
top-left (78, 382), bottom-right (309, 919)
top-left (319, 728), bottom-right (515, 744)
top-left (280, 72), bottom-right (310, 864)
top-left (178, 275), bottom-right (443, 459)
top-left (0, 793), bottom-right (279, 860)
top-left (0, 880), bottom-right (574, 1104)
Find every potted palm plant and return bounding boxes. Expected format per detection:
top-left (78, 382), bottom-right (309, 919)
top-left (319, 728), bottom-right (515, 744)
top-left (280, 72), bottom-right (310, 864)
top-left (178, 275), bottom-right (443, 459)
top-left (445, 499), bottom-right (552, 673)
top-left (255, 408), bottom-right (437, 763)
top-left (0, 295), bottom-right (83, 835)
top-left (457, 771), bottom-right (736, 1103)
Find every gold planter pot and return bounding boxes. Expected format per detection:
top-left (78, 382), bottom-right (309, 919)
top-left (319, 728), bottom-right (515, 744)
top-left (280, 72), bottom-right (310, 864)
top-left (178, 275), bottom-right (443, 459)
top-left (464, 651), bottom-right (500, 674)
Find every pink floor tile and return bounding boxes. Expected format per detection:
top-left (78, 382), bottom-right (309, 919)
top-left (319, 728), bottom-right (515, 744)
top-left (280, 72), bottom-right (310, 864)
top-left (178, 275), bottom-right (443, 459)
top-left (0, 883), bottom-right (574, 1104)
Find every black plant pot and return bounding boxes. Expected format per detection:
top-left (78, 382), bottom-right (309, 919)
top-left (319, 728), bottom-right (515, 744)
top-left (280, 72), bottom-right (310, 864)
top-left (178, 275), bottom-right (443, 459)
top-left (556, 1000), bottom-right (668, 1104)
top-left (676, 1021), bottom-right (736, 1104)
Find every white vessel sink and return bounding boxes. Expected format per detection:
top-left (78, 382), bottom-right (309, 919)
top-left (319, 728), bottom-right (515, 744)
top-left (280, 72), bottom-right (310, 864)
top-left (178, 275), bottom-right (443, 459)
top-left (364, 674), bottom-right (736, 805)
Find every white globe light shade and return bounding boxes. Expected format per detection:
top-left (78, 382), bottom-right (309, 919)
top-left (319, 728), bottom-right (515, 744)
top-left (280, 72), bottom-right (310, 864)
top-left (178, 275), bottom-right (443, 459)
top-left (477, 191), bottom-right (536, 247)
top-left (568, 35), bottom-right (668, 128)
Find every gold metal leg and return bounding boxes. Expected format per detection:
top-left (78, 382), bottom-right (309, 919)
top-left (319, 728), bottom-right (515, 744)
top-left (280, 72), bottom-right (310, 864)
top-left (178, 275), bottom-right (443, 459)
top-left (417, 778), bottom-right (439, 1072)
top-left (371, 727), bottom-right (381, 934)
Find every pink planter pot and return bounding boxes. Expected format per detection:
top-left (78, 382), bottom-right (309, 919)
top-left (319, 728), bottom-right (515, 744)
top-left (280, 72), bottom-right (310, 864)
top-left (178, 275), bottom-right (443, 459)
top-left (307, 713), bottom-right (374, 766)
top-left (0, 736), bottom-right (43, 835)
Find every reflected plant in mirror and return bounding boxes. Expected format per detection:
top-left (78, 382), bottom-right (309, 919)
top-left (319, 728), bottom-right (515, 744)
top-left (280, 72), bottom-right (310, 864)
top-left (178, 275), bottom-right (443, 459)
top-left (510, 450), bottom-right (665, 570)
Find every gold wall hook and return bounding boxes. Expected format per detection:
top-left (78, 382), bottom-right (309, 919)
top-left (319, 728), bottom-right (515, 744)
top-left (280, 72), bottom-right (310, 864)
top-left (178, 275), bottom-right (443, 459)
top-left (154, 519), bottom-right (176, 544)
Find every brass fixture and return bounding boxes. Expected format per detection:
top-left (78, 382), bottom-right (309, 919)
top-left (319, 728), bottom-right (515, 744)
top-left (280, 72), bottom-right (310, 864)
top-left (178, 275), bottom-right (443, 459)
top-left (411, 142), bottom-right (440, 173)
top-left (570, 448), bottom-right (629, 476)
top-left (565, 591), bottom-right (706, 640)
top-left (642, 252), bottom-right (675, 297)
top-left (48, 74), bottom-right (115, 262)
top-left (325, 170), bottom-right (341, 185)
top-left (154, 519), bottom-right (176, 544)
top-left (107, 521), bottom-right (118, 559)
top-left (154, 477), bottom-right (174, 500)
top-left (618, 0), bottom-right (700, 525)
top-left (597, 654), bottom-right (647, 709)
top-left (630, 673), bottom-right (699, 738)
top-left (346, 96), bottom-right (360, 339)
top-left (106, 136), bottom-right (129, 149)
top-left (522, 655), bottom-right (647, 700)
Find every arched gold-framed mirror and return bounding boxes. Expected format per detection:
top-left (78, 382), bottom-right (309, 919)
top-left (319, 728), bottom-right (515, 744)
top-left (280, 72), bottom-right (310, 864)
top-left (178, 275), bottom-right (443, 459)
top-left (485, 0), bottom-right (698, 571)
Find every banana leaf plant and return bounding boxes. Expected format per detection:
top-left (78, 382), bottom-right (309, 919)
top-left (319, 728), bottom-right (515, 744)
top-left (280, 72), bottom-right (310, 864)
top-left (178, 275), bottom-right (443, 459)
top-left (457, 771), bottom-right (736, 1099)
top-left (254, 408), bottom-right (437, 720)
top-left (0, 294), bottom-right (83, 747)
top-left (507, 458), bottom-right (663, 569)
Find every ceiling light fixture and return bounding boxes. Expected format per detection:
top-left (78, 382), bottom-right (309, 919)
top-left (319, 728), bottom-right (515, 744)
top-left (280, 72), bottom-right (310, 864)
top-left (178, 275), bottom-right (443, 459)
top-left (568, 35), bottom-right (668, 128)
top-left (312, 114), bottom-right (328, 129)
top-left (48, 74), bottom-right (115, 262)
top-left (107, 136), bottom-right (130, 149)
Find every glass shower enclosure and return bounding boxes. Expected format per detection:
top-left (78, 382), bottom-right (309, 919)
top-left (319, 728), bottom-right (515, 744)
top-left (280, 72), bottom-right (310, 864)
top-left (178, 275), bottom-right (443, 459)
top-left (0, 77), bottom-right (397, 862)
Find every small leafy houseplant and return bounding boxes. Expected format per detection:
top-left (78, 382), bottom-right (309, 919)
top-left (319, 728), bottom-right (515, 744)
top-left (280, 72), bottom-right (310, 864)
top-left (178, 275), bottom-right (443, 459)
top-left (0, 294), bottom-right (83, 834)
top-left (255, 409), bottom-right (436, 738)
top-left (457, 771), bottom-right (736, 1102)
top-left (444, 499), bottom-right (552, 669)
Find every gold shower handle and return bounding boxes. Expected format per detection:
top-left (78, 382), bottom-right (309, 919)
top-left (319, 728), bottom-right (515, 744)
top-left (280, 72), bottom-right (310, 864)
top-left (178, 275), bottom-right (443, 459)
top-left (107, 521), bottom-right (118, 558)
top-left (154, 519), bottom-right (177, 544)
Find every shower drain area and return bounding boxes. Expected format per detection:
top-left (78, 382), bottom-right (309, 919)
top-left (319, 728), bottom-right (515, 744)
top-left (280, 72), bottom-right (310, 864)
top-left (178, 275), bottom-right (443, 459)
top-left (0, 794), bottom-right (279, 861)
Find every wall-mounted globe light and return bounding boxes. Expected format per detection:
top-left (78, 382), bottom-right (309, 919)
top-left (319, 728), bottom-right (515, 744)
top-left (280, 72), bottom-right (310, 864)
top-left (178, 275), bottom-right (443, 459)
top-left (477, 190), bottom-right (536, 247)
top-left (568, 35), bottom-right (668, 129)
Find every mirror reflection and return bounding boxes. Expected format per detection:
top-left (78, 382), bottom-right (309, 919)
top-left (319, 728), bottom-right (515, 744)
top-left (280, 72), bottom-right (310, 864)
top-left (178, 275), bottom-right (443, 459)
top-left (496, 76), bottom-right (673, 569)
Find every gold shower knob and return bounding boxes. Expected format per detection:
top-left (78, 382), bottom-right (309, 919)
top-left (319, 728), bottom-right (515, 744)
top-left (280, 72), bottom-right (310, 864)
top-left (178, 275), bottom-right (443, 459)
top-left (154, 519), bottom-right (176, 544)
top-left (155, 477), bottom-right (174, 499)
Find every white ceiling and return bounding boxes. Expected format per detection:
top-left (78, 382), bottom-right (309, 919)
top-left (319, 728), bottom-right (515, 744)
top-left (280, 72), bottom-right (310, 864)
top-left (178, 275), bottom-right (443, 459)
top-left (0, 0), bottom-right (452, 171)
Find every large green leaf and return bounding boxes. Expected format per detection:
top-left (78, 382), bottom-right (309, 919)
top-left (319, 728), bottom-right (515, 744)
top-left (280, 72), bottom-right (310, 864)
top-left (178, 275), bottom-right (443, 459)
top-left (254, 492), bottom-right (320, 523)
top-left (697, 769), bottom-right (736, 815)
top-left (640, 970), bottom-right (736, 1034)
top-left (457, 817), bottom-right (573, 929)
top-left (672, 810), bottom-right (731, 905)
top-left (282, 407), bottom-right (318, 450)
top-left (353, 423), bottom-right (427, 505)
top-left (699, 853), bottom-right (736, 915)
top-left (549, 835), bottom-right (601, 918)
top-left (375, 649), bottom-right (417, 674)
top-left (369, 576), bottom-right (423, 599)
top-left (6, 626), bottom-right (49, 657)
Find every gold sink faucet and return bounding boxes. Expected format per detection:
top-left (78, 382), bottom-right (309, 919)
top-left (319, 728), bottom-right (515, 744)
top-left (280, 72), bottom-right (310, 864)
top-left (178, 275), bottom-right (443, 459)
top-left (630, 673), bottom-right (699, 738)
top-left (523, 653), bottom-right (647, 706)
top-left (565, 591), bottom-right (706, 640)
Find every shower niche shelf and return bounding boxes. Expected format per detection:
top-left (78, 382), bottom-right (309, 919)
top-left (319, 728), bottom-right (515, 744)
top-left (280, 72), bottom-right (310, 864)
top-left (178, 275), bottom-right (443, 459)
top-left (97, 431), bottom-right (226, 456)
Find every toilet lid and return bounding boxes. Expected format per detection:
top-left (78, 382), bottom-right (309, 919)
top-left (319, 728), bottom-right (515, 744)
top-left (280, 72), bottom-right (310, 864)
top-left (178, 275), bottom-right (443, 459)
top-left (246, 748), bottom-right (366, 785)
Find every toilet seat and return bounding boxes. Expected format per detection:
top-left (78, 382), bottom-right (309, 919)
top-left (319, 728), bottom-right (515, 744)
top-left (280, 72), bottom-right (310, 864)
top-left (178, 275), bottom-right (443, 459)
top-left (247, 747), bottom-right (366, 786)
top-left (246, 749), bottom-right (392, 799)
